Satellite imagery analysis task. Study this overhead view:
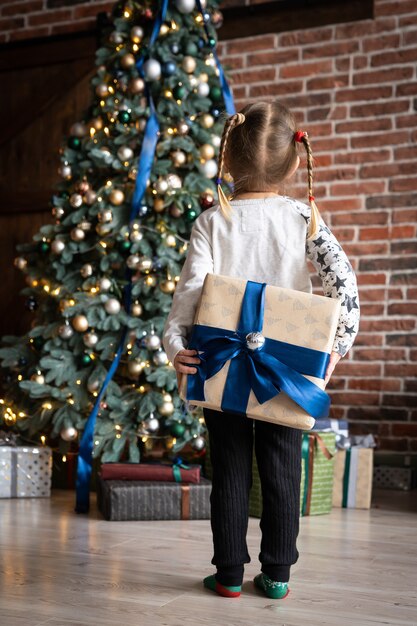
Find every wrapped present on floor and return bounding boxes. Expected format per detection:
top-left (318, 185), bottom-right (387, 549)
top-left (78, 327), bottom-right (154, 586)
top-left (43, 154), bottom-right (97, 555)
top-left (100, 459), bottom-right (202, 484)
top-left (96, 475), bottom-right (211, 521)
top-left (300, 431), bottom-right (336, 516)
top-left (332, 434), bottom-right (376, 509)
top-left (0, 431), bottom-right (52, 498)
top-left (179, 273), bottom-right (341, 431)
top-left (312, 417), bottom-right (349, 440)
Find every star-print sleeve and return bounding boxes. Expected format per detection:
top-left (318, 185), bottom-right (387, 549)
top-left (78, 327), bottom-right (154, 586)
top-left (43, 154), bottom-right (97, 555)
top-left (305, 217), bottom-right (360, 357)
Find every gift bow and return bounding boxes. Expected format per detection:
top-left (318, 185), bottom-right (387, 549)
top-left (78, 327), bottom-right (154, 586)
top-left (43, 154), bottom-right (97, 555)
top-left (187, 280), bottom-right (331, 419)
top-left (170, 457), bottom-right (191, 483)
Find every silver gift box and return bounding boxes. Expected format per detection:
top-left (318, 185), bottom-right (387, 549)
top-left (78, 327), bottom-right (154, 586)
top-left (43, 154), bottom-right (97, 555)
top-left (0, 446), bottom-right (52, 498)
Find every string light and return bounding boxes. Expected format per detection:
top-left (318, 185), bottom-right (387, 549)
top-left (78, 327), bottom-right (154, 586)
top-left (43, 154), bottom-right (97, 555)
top-left (42, 402), bottom-right (52, 410)
top-left (62, 454), bottom-right (67, 462)
top-left (40, 435), bottom-right (46, 444)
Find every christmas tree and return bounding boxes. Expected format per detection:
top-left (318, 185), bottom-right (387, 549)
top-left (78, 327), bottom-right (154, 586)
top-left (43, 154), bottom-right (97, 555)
top-left (0, 0), bottom-right (234, 511)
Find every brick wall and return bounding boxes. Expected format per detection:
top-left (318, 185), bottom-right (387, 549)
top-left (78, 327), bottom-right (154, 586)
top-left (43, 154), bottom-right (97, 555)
top-left (1, 0), bottom-right (417, 452)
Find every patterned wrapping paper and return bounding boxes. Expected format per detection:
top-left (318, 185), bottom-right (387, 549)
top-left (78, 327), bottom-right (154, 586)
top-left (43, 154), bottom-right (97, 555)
top-left (333, 448), bottom-right (374, 509)
top-left (0, 446), bottom-right (52, 498)
top-left (96, 476), bottom-right (211, 521)
top-left (179, 273), bottom-right (341, 431)
top-left (300, 432), bottom-right (336, 516)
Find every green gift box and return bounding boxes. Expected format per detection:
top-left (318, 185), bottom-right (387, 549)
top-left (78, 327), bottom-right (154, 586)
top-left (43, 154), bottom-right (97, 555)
top-left (205, 430), bottom-right (336, 517)
top-left (300, 431), bottom-right (336, 516)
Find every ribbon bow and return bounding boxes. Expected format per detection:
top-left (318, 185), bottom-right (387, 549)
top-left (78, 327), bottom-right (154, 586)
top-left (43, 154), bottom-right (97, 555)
top-left (186, 280), bottom-right (331, 419)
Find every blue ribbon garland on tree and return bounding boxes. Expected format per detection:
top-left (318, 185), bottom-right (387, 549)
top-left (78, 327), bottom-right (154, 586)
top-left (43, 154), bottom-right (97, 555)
top-left (186, 281), bottom-right (331, 419)
top-left (75, 0), bottom-right (236, 513)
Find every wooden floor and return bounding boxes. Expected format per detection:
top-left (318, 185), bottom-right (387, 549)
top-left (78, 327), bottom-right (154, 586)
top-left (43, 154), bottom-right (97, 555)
top-left (1, 488), bottom-right (416, 626)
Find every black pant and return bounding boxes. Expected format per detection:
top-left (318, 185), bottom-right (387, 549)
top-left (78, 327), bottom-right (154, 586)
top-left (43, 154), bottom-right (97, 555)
top-left (203, 407), bottom-right (302, 587)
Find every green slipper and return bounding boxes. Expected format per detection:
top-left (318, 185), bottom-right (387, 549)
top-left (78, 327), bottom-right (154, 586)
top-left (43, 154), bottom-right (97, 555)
top-left (203, 574), bottom-right (241, 598)
top-left (253, 573), bottom-right (290, 599)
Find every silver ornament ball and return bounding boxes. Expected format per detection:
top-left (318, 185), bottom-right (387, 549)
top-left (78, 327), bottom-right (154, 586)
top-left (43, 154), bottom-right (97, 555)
top-left (126, 254), bottom-right (140, 269)
top-left (60, 426), bottom-right (78, 442)
top-left (201, 159), bottom-right (218, 178)
top-left (192, 436), bottom-right (205, 451)
top-left (51, 240), bottom-right (65, 255)
top-left (131, 302), bottom-right (143, 317)
top-left (58, 323), bottom-right (74, 339)
top-left (145, 333), bottom-right (161, 350)
top-left (143, 58), bottom-right (161, 81)
top-left (70, 227), bottom-right (85, 242)
top-left (145, 416), bottom-right (160, 432)
top-left (80, 263), bottom-right (93, 278)
top-left (104, 298), bottom-right (121, 315)
top-left (197, 82), bottom-right (210, 97)
top-left (175, 0), bottom-right (196, 13)
top-left (117, 145), bottom-right (134, 161)
top-left (153, 349), bottom-right (168, 366)
top-left (83, 332), bottom-right (99, 348)
top-left (166, 174), bottom-right (182, 190)
top-left (69, 193), bottom-right (83, 208)
top-left (59, 165), bottom-right (72, 179)
top-left (99, 277), bottom-right (112, 292)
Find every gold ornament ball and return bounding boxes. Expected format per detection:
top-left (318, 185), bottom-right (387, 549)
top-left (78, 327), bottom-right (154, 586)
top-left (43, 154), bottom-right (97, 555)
top-left (78, 219), bottom-right (92, 231)
top-left (201, 113), bottom-right (214, 129)
top-left (165, 234), bottom-right (176, 247)
top-left (91, 117), bottom-right (103, 131)
top-left (177, 120), bottom-right (189, 135)
top-left (98, 210), bottom-right (113, 223)
top-left (138, 256), bottom-right (153, 272)
top-left (128, 359), bottom-right (144, 377)
top-left (154, 177), bottom-right (169, 194)
top-left (130, 229), bottom-right (143, 242)
top-left (131, 302), bottom-right (143, 317)
top-left (171, 149), bottom-right (187, 166)
top-left (72, 315), bottom-right (89, 332)
top-left (70, 122), bottom-right (87, 137)
top-left (153, 198), bottom-right (165, 213)
top-left (95, 83), bottom-right (109, 98)
top-left (121, 53), bottom-right (135, 69)
top-left (14, 256), bottom-right (27, 270)
top-left (159, 401), bottom-right (174, 416)
top-left (130, 77), bottom-right (145, 93)
top-left (145, 275), bottom-right (157, 287)
top-left (109, 189), bottom-right (125, 205)
top-left (80, 263), bottom-right (93, 278)
top-left (199, 143), bottom-right (215, 160)
top-left (163, 393), bottom-right (172, 402)
top-left (160, 279), bottom-right (176, 294)
top-left (31, 373), bottom-right (45, 385)
top-left (182, 55), bottom-right (197, 73)
top-left (84, 190), bottom-right (97, 205)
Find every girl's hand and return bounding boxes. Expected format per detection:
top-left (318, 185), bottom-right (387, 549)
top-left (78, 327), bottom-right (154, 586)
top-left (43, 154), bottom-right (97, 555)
top-left (174, 349), bottom-right (200, 389)
top-left (174, 349), bottom-right (200, 375)
top-left (324, 351), bottom-right (342, 386)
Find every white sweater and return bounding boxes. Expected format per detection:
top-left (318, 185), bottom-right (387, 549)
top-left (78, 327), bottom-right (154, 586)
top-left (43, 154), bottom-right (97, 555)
top-left (162, 195), bottom-right (360, 365)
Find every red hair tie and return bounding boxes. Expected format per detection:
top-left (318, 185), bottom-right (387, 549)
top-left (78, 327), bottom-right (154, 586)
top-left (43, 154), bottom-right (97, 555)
top-left (294, 130), bottom-right (306, 143)
top-left (309, 195), bottom-right (315, 202)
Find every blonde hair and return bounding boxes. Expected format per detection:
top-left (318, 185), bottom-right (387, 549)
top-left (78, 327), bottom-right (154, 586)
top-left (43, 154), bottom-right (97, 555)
top-left (216, 101), bottom-right (321, 239)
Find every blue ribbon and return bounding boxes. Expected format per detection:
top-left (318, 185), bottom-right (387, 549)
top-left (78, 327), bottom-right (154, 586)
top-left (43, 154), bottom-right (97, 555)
top-left (186, 281), bottom-right (331, 419)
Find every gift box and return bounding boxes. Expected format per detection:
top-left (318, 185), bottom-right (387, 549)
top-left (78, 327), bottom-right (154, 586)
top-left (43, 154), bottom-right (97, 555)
top-left (300, 431), bottom-right (336, 516)
top-left (96, 475), bottom-right (211, 521)
top-left (100, 461), bottom-right (201, 484)
top-left (0, 444), bottom-right (52, 498)
top-left (179, 273), bottom-right (341, 430)
top-left (332, 434), bottom-right (376, 509)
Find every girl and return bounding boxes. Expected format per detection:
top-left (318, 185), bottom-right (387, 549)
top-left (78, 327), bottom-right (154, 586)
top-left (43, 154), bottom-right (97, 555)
top-left (162, 101), bottom-right (359, 600)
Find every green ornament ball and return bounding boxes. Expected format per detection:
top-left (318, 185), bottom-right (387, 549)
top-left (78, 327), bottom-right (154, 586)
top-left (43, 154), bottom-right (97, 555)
top-left (185, 208), bottom-right (198, 222)
top-left (68, 136), bottom-right (81, 150)
top-left (119, 239), bottom-right (132, 252)
top-left (210, 86), bottom-right (222, 101)
top-left (118, 110), bottom-right (131, 124)
top-left (39, 241), bottom-right (50, 254)
top-left (170, 423), bottom-right (186, 437)
top-left (185, 42), bottom-right (198, 55)
top-left (82, 354), bottom-right (92, 365)
top-left (173, 85), bottom-right (186, 100)
top-left (208, 37), bottom-right (216, 48)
